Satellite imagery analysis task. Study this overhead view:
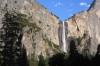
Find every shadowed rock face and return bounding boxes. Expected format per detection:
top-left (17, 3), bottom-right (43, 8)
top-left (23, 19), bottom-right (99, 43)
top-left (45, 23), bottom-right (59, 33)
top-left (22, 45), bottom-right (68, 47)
top-left (0, 0), bottom-right (60, 57)
top-left (65, 0), bottom-right (100, 55)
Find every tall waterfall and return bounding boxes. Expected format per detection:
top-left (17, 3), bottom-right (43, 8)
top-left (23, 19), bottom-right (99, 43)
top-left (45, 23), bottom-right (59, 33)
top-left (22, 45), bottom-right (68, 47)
top-left (62, 22), bottom-right (67, 53)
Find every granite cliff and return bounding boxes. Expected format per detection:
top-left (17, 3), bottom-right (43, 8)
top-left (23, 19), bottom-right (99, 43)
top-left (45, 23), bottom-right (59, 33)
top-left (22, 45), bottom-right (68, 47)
top-left (1, 0), bottom-right (100, 66)
top-left (65, 0), bottom-right (100, 55)
top-left (0, 0), bottom-right (99, 59)
top-left (0, 0), bottom-right (60, 58)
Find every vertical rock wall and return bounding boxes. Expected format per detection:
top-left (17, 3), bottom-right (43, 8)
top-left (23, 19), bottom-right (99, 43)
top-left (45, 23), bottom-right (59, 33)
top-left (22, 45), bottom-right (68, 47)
top-left (65, 0), bottom-right (100, 55)
top-left (0, 0), bottom-right (60, 58)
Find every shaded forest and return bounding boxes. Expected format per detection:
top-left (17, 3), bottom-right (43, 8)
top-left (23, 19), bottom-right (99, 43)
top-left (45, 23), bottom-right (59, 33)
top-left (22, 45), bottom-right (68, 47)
top-left (48, 40), bottom-right (100, 66)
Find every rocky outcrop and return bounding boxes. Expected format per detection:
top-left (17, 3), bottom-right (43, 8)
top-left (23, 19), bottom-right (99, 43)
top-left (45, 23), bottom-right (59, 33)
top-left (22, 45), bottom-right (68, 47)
top-left (0, 0), bottom-right (60, 58)
top-left (65, 0), bottom-right (100, 55)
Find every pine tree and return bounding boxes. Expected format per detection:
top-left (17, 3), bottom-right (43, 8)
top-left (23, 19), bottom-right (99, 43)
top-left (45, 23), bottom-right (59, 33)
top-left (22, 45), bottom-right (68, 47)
top-left (2, 12), bottom-right (19, 66)
top-left (0, 27), bottom-right (4, 66)
top-left (69, 40), bottom-right (77, 54)
top-left (38, 54), bottom-right (46, 66)
top-left (1, 11), bottom-right (28, 66)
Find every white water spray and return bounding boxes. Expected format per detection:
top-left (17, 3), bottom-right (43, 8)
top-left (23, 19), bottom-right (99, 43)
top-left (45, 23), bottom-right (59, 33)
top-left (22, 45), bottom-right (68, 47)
top-left (62, 22), bottom-right (67, 53)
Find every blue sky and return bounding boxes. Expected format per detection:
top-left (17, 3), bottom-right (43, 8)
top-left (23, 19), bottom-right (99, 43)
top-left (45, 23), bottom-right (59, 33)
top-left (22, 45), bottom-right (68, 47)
top-left (36, 0), bottom-right (94, 21)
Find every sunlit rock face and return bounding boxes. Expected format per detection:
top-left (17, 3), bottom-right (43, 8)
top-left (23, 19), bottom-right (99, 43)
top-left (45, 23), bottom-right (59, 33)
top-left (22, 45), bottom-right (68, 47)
top-left (65, 0), bottom-right (100, 55)
top-left (0, 0), bottom-right (60, 57)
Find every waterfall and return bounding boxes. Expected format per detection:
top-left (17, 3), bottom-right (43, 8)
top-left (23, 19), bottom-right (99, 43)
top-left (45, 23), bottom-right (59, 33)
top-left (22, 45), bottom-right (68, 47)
top-left (62, 22), bottom-right (67, 53)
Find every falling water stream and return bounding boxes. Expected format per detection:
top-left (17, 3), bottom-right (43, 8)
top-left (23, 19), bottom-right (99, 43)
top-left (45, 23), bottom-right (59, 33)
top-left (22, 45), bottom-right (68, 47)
top-left (62, 22), bottom-right (67, 53)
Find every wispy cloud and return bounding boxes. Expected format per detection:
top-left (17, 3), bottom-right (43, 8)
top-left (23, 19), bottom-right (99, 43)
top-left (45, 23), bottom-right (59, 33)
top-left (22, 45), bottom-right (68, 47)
top-left (87, 5), bottom-right (91, 7)
top-left (80, 2), bottom-right (87, 6)
top-left (79, 2), bottom-right (90, 7)
top-left (54, 2), bottom-right (63, 7)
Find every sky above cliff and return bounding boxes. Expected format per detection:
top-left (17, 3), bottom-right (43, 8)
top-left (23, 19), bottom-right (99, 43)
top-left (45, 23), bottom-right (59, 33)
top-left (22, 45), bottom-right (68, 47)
top-left (37, 0), bottom-right (94, 21)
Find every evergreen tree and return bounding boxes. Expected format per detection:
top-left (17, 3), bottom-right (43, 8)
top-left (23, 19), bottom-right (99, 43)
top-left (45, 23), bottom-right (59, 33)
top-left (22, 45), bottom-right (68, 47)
top-left (69, 40), bottom-right (77, 54)
top-left (1, 11), bottom-right (28, 66)
top-left (92, 44), bottom-right (100, 66)
top-left (48, 53), bottom-right (65, 66)
top-left (38, 54), bottom-right (46, 66)
top-left (0, 27), bottom-right (4, 66)
top-left (20, 45), bottom-right (29, 66)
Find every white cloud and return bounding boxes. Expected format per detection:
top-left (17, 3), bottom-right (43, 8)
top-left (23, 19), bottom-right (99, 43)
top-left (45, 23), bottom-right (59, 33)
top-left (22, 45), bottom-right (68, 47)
top-left (87, 5), bottom-right (91, 7)
top-left (54, 2), bottom-right (63, 7)
top-left (80, 2), bottom-right (87, 6)
top-left (79, 2), bottom-right (90, 7)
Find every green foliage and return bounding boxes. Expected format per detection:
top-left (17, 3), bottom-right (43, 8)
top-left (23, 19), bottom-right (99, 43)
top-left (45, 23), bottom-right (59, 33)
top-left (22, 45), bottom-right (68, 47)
top-left (69, 40), bottom-right (77, 54)
top-left (38, 54), bottom-right (48, 66)
top-left (42, 35), bottom-right (60, 53)
top-left (48, 53), bottom-right (66, 66)
top-left (53, 44), bottom-right (60, 50)
top-left (17, 13), bottom-right (41, 32)
top-left (29, 54), bottom-right (38, 66)
top-left (76, 37), bottom-right (82, 45)
top-left (2, 8), bottom-right (41, 32)
top-left (48, 52), bottom-right (93, 66)
top-left (82, 51), bottom-right (92, 60)
top-left (29, 54), bottom-right (49, 66)
top-left (0, 10), bottom-right (29, 66)
top-left (64, 53), bottom-right (69, 59)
